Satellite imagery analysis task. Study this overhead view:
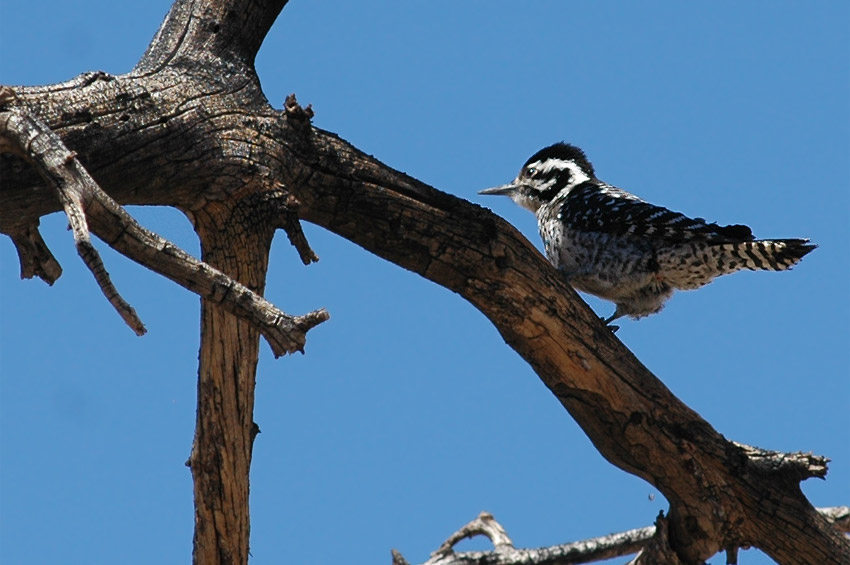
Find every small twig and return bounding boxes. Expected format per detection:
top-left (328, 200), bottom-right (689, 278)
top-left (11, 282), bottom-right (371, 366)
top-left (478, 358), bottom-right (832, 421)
top-left (0, 106), bottom-right (328, 355)
top-left (62, 187), bottom-right (146, 334)
top-left (250, 186), bottom-right (319, 265)
top-left (279, 192), bottom-right (319, 265)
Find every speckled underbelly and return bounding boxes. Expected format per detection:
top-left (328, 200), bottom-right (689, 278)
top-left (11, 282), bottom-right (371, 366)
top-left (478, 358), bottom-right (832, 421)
top-left (545, 231), bottom-right (660, 300)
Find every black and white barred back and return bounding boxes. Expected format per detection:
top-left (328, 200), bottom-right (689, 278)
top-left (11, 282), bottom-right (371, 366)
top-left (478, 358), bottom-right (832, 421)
top-left (479, 142), bottom-right (815, 323)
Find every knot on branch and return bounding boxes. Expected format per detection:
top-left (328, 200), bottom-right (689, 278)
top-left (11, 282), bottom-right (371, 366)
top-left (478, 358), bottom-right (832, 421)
top-left (284, 93), bottom-right (314, 126)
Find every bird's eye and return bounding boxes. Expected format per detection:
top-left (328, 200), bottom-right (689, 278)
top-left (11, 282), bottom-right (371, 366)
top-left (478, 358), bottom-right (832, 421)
top-left (525, 167), bottom-right (536, 178)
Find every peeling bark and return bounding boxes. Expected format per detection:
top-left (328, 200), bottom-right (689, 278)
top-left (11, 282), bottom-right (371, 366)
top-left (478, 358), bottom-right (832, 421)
top-left (1, 1), bottom-right (847, 564)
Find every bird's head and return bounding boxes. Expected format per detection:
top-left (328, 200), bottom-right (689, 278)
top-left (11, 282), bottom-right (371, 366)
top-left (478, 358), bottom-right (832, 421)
top-left (479, 142), bottom-right (595, 213)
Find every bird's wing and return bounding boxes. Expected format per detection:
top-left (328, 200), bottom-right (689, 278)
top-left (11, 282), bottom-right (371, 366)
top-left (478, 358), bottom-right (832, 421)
top-left (559, 182), bottom-right (754, 243)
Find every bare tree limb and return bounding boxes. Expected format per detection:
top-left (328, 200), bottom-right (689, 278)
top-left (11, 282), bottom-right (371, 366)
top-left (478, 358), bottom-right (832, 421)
top-left (400, 512), bottom-right (658, 565)
top-left (396, 508), bottom-right (850, 565)
top-left (0, 104), bottom-right (327, 355)
top-left (1, 107), bottom-right (146, 334)
top-left (284, 129), bottom-right (850, 563)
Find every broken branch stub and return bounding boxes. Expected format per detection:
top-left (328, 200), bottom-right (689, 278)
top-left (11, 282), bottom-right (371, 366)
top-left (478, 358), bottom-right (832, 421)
top-left (8, 222), bottom-right (63, 284)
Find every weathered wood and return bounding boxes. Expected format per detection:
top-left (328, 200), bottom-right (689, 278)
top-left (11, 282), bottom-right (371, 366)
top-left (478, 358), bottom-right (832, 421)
top-left (285, 128), bottom-right (848, 564)
top-left (187, 197), bottom-right (274, 565)
top-left (1, 1), bottom-right (846, 563)
top-left (399, 507), bottom-right (850, 565)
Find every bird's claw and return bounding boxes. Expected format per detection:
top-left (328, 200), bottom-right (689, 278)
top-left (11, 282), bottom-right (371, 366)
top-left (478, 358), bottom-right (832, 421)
top-left (599, 316), bottom-right (620, 333)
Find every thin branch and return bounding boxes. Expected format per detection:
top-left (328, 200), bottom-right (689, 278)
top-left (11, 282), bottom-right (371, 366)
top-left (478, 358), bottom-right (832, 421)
top-left (399, 512), bottom-right (656, 565)
top-left (281, 200), bottom-right (320, 264)
top-left (0, 106), bottom-right (327, 355)
top-left (397, 507), bottom-right (849, 565)
top-left (265, 185), bottom-right (319, 265)
top-left (64, 186), bottom-right (147, 335)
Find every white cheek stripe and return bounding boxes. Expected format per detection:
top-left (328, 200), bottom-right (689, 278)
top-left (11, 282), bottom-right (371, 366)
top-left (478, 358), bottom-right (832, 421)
top-left (563, 161), bottom-right (591, 184)
top-left (528, 159), bottom-right (591, 185)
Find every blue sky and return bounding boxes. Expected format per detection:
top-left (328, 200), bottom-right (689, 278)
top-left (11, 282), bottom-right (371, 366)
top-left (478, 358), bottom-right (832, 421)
top-left (1, 2), bottom-right (848, 564)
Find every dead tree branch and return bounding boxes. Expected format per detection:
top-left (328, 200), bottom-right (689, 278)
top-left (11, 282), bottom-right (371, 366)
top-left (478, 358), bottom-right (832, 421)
top-left (1, 106), bottom-right (145, 334)
top-left (0, 0), bottom-right (846, 563)
top-left (395, 508), bottom-right (850, 565)
top-left (0, 104), bottom-right (327, 355)
top-left (285, 126), bottom-right (849, 563)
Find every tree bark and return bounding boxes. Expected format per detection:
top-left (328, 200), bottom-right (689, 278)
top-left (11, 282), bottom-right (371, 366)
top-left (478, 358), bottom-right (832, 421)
top-left (401, 508), bottom-right (850, 565)
top-left (187, 196), bottom-right (276, 564)
top-left (1, 1), bottom-right (847, 564)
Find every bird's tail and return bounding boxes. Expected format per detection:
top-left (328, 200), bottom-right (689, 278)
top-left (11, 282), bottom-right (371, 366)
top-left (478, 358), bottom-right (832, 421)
top-left (720, 238), bottom-right (817, 272)
top-left (660, 238), bottom-right (815, 291)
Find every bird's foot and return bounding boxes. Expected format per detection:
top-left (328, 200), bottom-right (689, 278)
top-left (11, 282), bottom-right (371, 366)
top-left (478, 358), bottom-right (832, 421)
top-left (599, 316), bottom-right (620, 333)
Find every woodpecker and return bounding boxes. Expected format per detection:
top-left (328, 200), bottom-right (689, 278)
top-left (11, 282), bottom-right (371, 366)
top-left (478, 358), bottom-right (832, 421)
top-left (479, 142), bottom-right (815, 325)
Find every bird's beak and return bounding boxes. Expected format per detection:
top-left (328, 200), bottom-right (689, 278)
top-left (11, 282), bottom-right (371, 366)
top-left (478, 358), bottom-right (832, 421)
top-left (478, 183), bottom-right (518, 196)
